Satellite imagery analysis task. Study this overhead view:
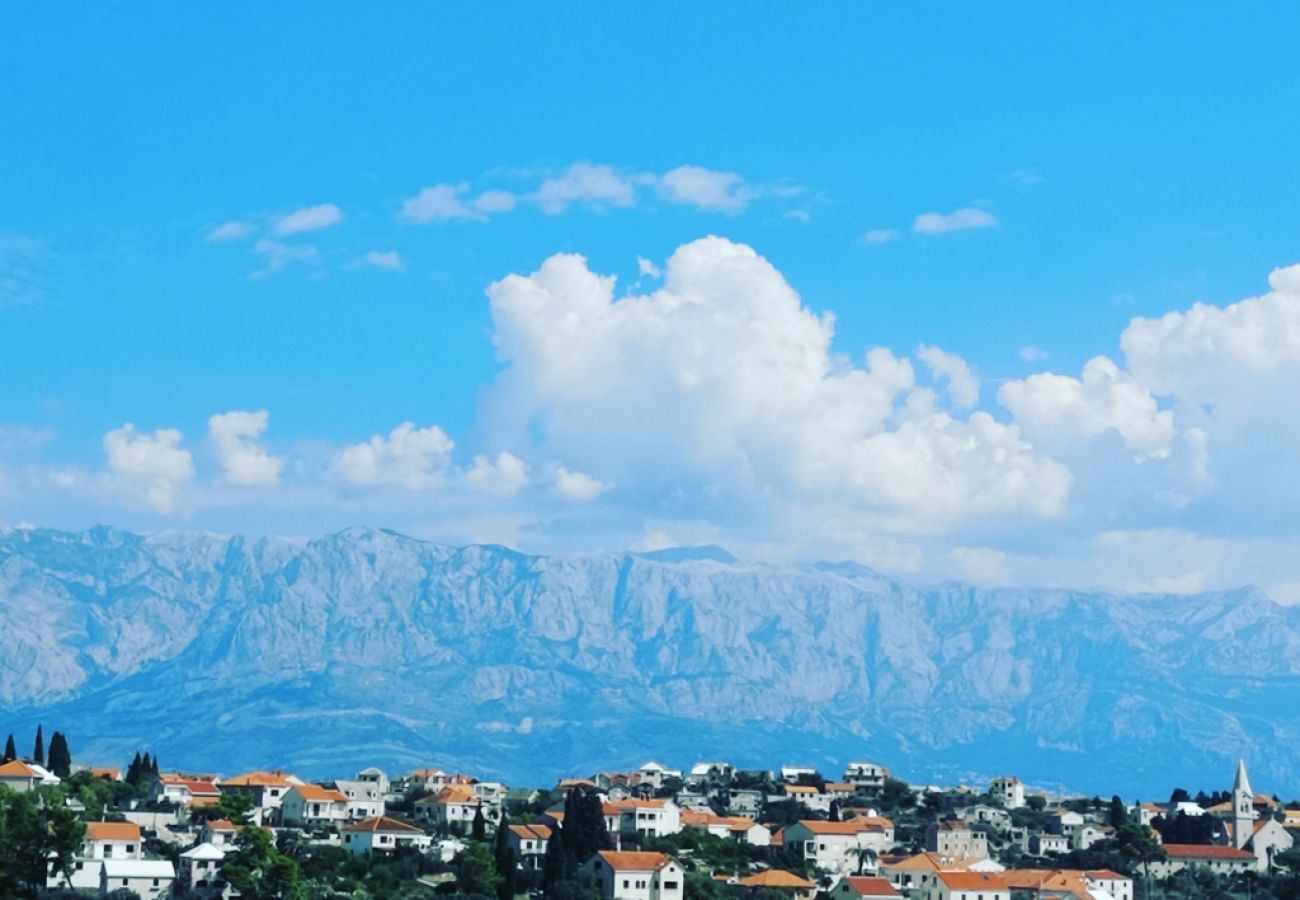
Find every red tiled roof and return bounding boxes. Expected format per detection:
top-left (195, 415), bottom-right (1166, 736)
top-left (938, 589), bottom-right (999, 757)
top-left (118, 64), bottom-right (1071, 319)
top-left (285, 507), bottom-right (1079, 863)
top-left (738, 869), bottom-right (815, 889)
top-left (86, 821), bottom-right (142, 842)
top-left (344, 815), bottom-right (424, 834)
top-left (1163, 843), bottom-right (1254, 860)
top-left (844, 877), bottom-right (901, 898)
top-left (936, 871), bottom-right (1007, 890)
top-left (511, 823), bottom-right (553, 840)
top-left (595, 851), bottom-right (673, 871)
top-left (293, 784), bottom-right (348, 803)
top-left (0, 760), bottom-right (40, 778)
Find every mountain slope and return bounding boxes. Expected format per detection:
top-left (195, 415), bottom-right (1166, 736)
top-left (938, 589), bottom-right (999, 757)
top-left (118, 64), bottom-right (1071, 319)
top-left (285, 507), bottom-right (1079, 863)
top-left (1, 524), bottom-right (1297, 797)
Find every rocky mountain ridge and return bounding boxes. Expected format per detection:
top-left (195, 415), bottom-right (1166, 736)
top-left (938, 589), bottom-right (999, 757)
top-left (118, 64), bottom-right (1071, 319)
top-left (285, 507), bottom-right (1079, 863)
top-left (1, 524), bottom-right (1297, 797)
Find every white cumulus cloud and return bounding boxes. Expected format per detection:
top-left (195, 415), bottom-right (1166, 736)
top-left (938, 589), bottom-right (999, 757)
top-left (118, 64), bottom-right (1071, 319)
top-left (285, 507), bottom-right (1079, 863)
top-left (535, 163), bottom-right (639, 214)
top-left (917, 344), bottom-right (979, 408)
top-left (400, 183), bottom-right (484, 223)
top-left (208, 410), bottom-right (283, 487)
top-left (464, 452), bottom-right (530, 497)
top-left (102, 424), bottom-right (194, 513)
top-left (482, 236), bottom-right (1069, 532)
top-left (554, 467), bottom-right (612, 501)
top-left (656, 165), bottom-right (751, 212)
top-left (336, 422), bottom-right (455, 490)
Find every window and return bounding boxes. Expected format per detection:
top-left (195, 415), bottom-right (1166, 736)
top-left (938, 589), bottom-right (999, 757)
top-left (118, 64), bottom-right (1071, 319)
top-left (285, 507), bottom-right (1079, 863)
top-left (663, 882), bottom-right (678, 890)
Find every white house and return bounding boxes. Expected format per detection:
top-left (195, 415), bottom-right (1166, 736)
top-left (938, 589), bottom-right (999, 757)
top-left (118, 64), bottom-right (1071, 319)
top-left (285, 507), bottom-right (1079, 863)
top-left (334, 778), bottom-right (387, 821)
top-left (508, 823), bottom-right (553, 869)
top-left (100, 859), bottom-right (176, 900)
top-left (1046, 810), bottom-right (1085, 836)
top-left (830, 875), bottom-right (902, 900)
top-left (689, 761), bottom-right (735, 784)
top-left (0, 759), bottom-right (59, 792)
top-left (219, 771), bottom-right (303, 823)
top-left (201, 819), bottom-right (239, 847)
top-left (1148, 844), bottom-right (1256, 878)
top-left (843, 763), bottom-right (888, 793)
top-left (585, 850), bottom-right (684, 900)
top-left (931, 871), bottom-right (1009, 900)
top-left (281, 784), bottom-right (350, 826)
top-left (680, 810), bottom-right (770, 846)
top-left (637, 762), bottom-right (682, 790)
top-left (415, 784), bottom-right (499, 832)
top-left (355, 766), bottom-right (391, 796)
top-left (925, 820), bottom-right (988, 860)
top-left (780, 766), bottom-right (818, 783)
top-left (82, 821), bottom-right (144, 860)
top-left (179, 842), bottom-right (228, 895)
top-left (1030, 833), bottom-right (1070, 856)
top-left (154, 774), bottom-right (221, 809)
top-left (989, 776), bottom-right (1025, 810)
top-left (342, 815), bottom-right (432, 855)
top-left (610, 798), bottom-right (682, 838)
top-left (783, 819), bottom-right (894, 874)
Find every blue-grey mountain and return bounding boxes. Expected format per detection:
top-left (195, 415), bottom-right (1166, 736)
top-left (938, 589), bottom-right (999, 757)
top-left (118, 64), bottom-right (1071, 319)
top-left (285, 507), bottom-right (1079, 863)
top-left (1, 524), bottom-right (1298, 798)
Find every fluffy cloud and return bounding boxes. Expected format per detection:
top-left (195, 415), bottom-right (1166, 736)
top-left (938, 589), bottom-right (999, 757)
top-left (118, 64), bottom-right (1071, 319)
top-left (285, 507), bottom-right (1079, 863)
top-left (913, 207), bottom-right (998, 235)
top-left (999, 356), bottom-right (1175, 460)
top-left (464, 452), bottom-right (530, 497)
top-left (336, 422), bottom-right (455, 489)
top-left (401, 183), bottom-right (481, 223)
top-left (275, 203), bottom-right (343, 235)
top-left (535, 163), bottom-right (639, 214)
top-left (102, 424), bottom-right (194, 513)
top-left (917, 344), bottom-right (978, 408)
top-left (657, 165), bottom-right (751, 212)
top-left (554, 467), bottom-right (612, 501)
top-left (483, 236), bottom-right (1069, 532)
top-left (208, 410), bottom-right (282, 487)
top-left (862, 229), bottom-right (900, 245)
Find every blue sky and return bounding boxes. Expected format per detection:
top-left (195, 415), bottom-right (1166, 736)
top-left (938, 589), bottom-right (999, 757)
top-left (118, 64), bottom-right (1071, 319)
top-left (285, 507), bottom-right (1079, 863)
top-left (4, 3), bottom-right (1300, 598)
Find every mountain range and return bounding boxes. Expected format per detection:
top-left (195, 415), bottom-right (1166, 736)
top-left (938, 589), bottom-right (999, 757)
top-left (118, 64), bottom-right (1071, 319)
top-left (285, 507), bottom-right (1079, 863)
top-left (2, 523), bottom-right (1298, 799)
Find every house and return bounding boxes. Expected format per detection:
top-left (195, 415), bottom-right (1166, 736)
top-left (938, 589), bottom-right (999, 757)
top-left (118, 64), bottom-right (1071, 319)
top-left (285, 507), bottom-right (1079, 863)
top-left (1236, 817), bottom-right (1295, 872)
top-left (88, 767), bottom-right (123, 781)
top-left (1084, 870), bottom-right (1133, 900)
top-left (1132, 803), bottom-right (1163, 827)
top-left (402, 768), bottom-right (449, 792)
top-left (736, 869), bottom-right (817, 900)
top-left (1046, 811), bottom-right (1085, 836)
top-left (610, 798), bottom-right (683, 838)
top-left (680, 810), bottom-right (771, 846)
top-left (334, 778), bottom-right (387, 821)
top-left (1029, 834), bottom-right (1069, 856)
top-left (830, 874), bottom-right (903, 899)
top-left (781, 784), bottom-right (831, 813)
top-left (990, 777), bottom-right (1025, 811)
top-left (959, 805), bottom-right (1013, 830)
top-left (219, 771), bottom-right (302, 823)
top-left (82, 821), bottom-right (144, 860)
top-left (638, 762), bottom-right (683, 790)
top-left (178, 842), bottom-right (228, 895)
top-left (100, 859), bottom-right (176, 899)
top-left (355, 766), bottom-right (391, 796)
top-left (341, 816), bottom-right (433, 855)
top-left (1071, 825), bottom-right (1110, 851)
top-left (689, 761), bottom-right (736, 784)
top-left (925, 820), bottom-right (989, 860)
top-left (1147, 844), bottom-right (1256, 879)
top-left (201, 819), bottom-right (239, 847)
top-left (781, 766), bottom-right (818, 783)
top-left (726, 788), bottom-right (765, 816)
top-left (584, 850), bottom-right (684, 900)
top-left (154, 774), bottom-right (222, 809)
top-left (881, 853), bottom-right (1004, 896)
top-left (508, 823), bottom-right (553, 869)
top-left (843, 763), bottom-right (888, 793)
top-left (281, 784), bottom-right (350, 826)
top-left (931, 871), bottom-right (1010, 900)
top-left (0, 759), bottom-right (59, 791)
top-left (415, 783), bottom-right (499, 833)
top-left (783, 819), bottom-right (895, 874)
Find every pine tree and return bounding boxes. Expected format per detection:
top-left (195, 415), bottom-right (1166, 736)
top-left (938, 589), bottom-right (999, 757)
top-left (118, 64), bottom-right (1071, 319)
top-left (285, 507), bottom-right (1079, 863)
top-left (47, 731), bottom-right (72, 778)
top-left (32, 726), bottom-right (44, 767)
top-left (3, 734), bottom-right (15, 762)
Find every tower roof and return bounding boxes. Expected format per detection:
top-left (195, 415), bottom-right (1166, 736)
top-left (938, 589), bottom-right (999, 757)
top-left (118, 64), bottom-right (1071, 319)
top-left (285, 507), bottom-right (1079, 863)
top-left (1234, 759), bottom-right (1253, 797)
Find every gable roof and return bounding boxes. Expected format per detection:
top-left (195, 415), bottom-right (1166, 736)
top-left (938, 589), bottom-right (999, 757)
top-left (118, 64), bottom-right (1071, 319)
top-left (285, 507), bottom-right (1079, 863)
top-left (86, 821), bottom-right (143, 842)
top-left (936, 871), bottom-right (1007, 890)
top-left (0, 760), bottom-right (40, 778)
top-left (794, 819), bottom-right (889, 835)
top-left (1162, 843), bottom-right (1255, 860)
top-left (738, 869), bottom-right (815, 889)
top-left (595, 850), bottom-right (673, 871)
top-left (292, 784), bottom-right (348, 803)
top-left (344, 815), bottom-right (424, 834)
top-left (223, 771), bottom-right (293, 788)
top-left (511, 823), bottom-right (554, 840)
top-left (843, 877), bottom-right (901, 898)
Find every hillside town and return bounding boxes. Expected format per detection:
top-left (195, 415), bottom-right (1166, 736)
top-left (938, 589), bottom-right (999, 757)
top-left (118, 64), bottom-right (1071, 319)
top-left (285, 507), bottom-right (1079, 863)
top-left (2, 730), bottom-right (1299, 900)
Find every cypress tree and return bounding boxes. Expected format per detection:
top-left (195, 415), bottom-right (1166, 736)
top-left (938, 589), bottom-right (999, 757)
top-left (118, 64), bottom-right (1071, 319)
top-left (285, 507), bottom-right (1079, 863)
top-left (32, 726), bottom-right (44, 767)
top-left (127, 751), bottom-right (143, 785)
top-left (495, 811), bottom-right (516, 900)
top-left (829, 799), bottom-right (842, 822)
top-left (472, 805), bottom-right (487, 841)
top-left (47, 731), bottom-right (72, 778)
top-left (3, 734), bottom-right (15, 762)
top-left (542, 823), bottom-right (568, 893)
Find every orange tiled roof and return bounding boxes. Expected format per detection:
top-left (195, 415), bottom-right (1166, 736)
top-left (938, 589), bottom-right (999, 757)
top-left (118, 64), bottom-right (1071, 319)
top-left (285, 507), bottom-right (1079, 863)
top-left (0, 760), bottom-right (40, 778)
top-left (1163, 843), bottom-right (1254, 860)
top-left (293, 784), bottom-right (348, 803)
top-left (344, 815), bottom-right (424, 834)
top-left (844, 877), bottom-right (901, 898)
top-left (511, 823), bottom-right (553, 840)
top-left (86, 821), bottom-right (142, 842)
top-left (206, 819), bottom-right (237, 831)
top-left (738, 869), bottom-right (815, 889)
top-left (796, 819), bottom-right (887, 835)
top-left (89, 767), bottom-right (121, 780)
top-left (223, 771), bottom-right (293, 788)
top-left (936, 871), bottom-right (1007, 890)
top-left (596, 850), bottom-right (673, 871)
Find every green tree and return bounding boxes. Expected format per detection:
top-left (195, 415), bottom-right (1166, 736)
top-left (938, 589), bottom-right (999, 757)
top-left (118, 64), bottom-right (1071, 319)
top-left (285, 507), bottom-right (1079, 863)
top-left (31, 727), bottom-right (43, 768)
top-left (46, 732), bottom-right (71, 779)
top-left (222, 824), bottom-right (307, 899)
top-left (457, 842), bottom-right (504, 896)
top-left (1107, 795), bottom-right (1129, 829)
top-left (2, 735), bottom-right (15, 763)
top-left (879, 777), bottom-right (915, 812)
top-left (214, 790), bottom-right (256, 825)
top-left (543, 823), bottom-right (570, 892)
top-left (0, 785), bottom-right (86, 897)
top-left (473, 804), bottom-right (487, 841)
top-left (495, 810), bottom-right (518, 900)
